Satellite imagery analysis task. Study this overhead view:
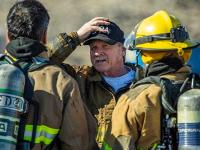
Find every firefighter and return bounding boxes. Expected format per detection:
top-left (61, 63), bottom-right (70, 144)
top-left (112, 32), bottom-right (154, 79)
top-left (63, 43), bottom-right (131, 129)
top-left (110, 10), bottom-right (200, 149)
top-left (47, 19), bottom-right (144, 148)
top-left (4, 0), bottom-right (97, 149)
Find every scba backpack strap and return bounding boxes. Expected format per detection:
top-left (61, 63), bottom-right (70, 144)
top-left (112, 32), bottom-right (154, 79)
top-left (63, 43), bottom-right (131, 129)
top-left (133, 74), bottom-right (200, 150)
top-left (132, 76), bottom-right (184, 150)
top-left (15, 58), bottom-right (49, 150)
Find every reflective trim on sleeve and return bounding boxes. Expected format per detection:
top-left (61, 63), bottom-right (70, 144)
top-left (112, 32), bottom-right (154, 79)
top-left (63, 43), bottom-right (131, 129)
top-left (149, 143), bottom-right (159, 150)
top-left (96, 126), bottom-right (107, 145)
top-left (102, 142), bottom-right (112, 150)
top-left (24, 124), bottom-right (59, 145)
top-left (137, 143), bottom-right (158, 150)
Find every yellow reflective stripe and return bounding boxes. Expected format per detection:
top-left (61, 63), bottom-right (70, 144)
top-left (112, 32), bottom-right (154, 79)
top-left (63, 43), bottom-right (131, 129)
top-left (96, 125), bottom-right (107, 144)
top-left (137, 147), bottom-right (148, 150)
top-left (24, 135), bottom-right (52, 144)
top-left (24, 125), bottom-right (59, 145)
top-left (102, 141), bottom-right (112, 150)
top-left (35, 136), bottom-right (52, 144)
top-left (150, 143), bottom-right (159, 150)
top-left (137, 143), bottom-right (158, 150)
top-left (25, 125), bottom-right (59, 134)
top-left (4, 50), bottom-right (17, 61)
top-left (24, 135), bottom-right (32, 141)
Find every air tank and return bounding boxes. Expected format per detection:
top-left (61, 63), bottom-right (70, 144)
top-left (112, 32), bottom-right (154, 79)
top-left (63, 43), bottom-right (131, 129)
top-left (0, 64), bottom-right (27, 149)
top-left (178, 89), bottom-right (200, 150)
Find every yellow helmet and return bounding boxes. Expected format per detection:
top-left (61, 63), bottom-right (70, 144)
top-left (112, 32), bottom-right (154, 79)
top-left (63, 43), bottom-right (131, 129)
top-left (132, 10), bottom-right (199, 56)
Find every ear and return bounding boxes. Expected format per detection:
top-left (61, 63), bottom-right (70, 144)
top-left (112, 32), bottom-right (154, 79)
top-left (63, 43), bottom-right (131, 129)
top-left (117, 43), bottom-right (126, 56)
top-left (41, 30), bottom-right (47, 44)
top-left (122, 46), bottom-right (126, 57)
top-left (6, 32), bottom-right (11, 44)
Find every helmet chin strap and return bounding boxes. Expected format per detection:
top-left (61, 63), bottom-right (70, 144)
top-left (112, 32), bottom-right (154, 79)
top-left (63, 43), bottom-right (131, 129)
top-left (136, 49), bottom-right (141, 67)
top-left (177, 47), bottom-right (184, 56)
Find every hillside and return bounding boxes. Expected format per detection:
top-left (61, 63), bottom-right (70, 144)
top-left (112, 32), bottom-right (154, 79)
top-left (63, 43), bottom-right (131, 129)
top-left (0, 0), bottom-right (199, 64)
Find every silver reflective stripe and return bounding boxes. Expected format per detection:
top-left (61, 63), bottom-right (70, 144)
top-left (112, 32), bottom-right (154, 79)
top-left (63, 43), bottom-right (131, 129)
top-left (24, 125), bottom-right (59, 144)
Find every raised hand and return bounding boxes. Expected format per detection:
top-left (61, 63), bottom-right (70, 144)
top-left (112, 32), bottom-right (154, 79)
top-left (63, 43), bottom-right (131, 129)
top-left (77, 17), bottom-right (110, 42)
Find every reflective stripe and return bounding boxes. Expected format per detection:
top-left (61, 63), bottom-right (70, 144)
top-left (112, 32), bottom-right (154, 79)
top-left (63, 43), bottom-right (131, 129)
top-left (24, 125), bottom-right (59, 145)
top-left (102, 142), bottom-right (112, 150)
top-left (151, 143), bottom-right (158, 150)
top-left (4, 51), bottom-right (17, 62)
top-left (151, 143), bottom-right (159, 149)
top-left (96, 125), bottom-right (107, 145)
top-left (137, 143), bottom-right (158, 150)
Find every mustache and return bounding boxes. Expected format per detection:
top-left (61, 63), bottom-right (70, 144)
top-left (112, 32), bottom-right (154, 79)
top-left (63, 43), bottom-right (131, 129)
top-left (92, 56), bottom-right (108, 63)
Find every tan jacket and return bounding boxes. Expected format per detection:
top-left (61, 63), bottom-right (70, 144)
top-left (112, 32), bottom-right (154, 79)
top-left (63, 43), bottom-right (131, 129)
top-left (24, 63), bottom-right (96, 150)
top-left (59, 64), bottom-right (128, 148)
top-left (47, 33), bottom-right (137, 148)
top-left (111, 66), bottom-right (191, 150)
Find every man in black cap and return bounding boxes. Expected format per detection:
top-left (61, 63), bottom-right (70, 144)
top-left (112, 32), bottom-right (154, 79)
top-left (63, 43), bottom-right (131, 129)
top-left (48, 21), bottom-right (139, 148)
top-left (83, 22), bottom-right (127, 78)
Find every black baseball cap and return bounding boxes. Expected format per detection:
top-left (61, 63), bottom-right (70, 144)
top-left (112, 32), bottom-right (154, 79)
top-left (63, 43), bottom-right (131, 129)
top-left (83, 21), bottom-right (125, 45)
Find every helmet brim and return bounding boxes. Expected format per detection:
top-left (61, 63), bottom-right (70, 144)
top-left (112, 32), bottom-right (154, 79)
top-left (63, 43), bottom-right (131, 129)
top-left (136, 39), bottom-right (200, 51)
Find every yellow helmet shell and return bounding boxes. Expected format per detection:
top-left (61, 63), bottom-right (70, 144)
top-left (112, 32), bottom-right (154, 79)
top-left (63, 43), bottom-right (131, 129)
top-left (135, 10), bottom-right (199, 52)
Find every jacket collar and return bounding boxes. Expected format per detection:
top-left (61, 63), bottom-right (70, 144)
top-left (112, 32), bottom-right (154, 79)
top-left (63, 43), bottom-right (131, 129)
top-left (87, 64), bottom-right (137, 82)
top-left (144, 57), bottom-right (184, 77)
top-left (87, 67), bottom-right (103, 82)
top-left (161, 65), bottom-right (191, 81)
top-left (6, 37), bottom-right (46, 59)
